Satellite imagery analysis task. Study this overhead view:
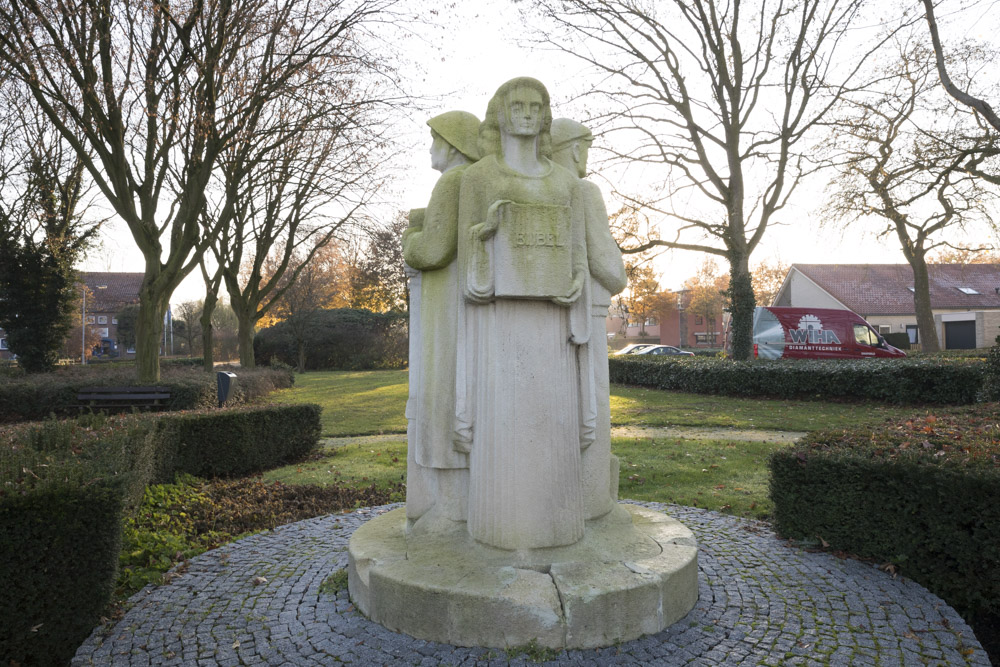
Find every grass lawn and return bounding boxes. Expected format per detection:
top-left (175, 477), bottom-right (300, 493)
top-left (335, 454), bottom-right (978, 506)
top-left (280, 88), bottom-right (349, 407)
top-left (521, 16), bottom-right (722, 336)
top-left (263, 439), bottom-right (408, 494)
top-left (272, 368), bottom-right (961, 437)
top-left (614, 437), bottom-right (777, 519)
top-left (264, 368), bottom-right (976, 520)
top-left (271, 370), bottom-right (408, 436)
top-left (610, 385), bottom-right (955, 431)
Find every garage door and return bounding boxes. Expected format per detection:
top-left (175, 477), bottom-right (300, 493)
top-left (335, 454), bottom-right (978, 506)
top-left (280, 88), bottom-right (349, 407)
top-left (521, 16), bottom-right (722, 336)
top-left (944, 320), bottom-right (976, 349)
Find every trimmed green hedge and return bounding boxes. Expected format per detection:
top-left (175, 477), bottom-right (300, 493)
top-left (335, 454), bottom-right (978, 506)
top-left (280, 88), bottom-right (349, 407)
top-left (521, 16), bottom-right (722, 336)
top-left (0, 365), bottom-right (294, 424)
top-left (0, 417), bottom-right (155, 665)
top-left (0, 404), bottom-right (320, 665)
top-left (154, 404), bottom-right (321, 479)
top-left (769, 412), bottom-right (1000, 644)
top-left (254, 307), bottom-right (407, 370)
top-left (609, 355), bottom-right (984, 404)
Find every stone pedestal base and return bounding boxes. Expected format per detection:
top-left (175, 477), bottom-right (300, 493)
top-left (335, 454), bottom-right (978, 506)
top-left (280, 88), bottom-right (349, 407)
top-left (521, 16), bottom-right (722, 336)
top-left (346, 503), bottom-right (698, 649)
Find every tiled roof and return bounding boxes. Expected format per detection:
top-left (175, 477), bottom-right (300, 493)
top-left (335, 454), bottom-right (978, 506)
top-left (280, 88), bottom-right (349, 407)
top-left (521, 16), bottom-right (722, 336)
top-left (79, 272), bottom-right (144, 312)
top-left (793, 264), bottom-right (1000, 315)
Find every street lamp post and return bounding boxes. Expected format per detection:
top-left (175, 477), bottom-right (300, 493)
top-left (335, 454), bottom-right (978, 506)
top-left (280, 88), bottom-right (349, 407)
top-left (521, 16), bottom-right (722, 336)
top-left (81, 287), bottom-right (86, 365)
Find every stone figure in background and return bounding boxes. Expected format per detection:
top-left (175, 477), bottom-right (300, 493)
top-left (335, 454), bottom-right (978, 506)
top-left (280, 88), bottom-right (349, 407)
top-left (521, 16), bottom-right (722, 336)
top-left (550, 118), bottom-right (628, 520)
top-left (402, 111), bottom-right (481, 532)
top-left (455, 77), bottom-right (591, 549)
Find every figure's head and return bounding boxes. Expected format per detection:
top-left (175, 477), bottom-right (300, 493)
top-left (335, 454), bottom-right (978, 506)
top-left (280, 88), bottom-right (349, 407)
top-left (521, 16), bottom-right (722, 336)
top-left (479, 77), bottom-right (553, 159)
top-left (550, 118), bottom-right (594, 178)
top-left (427, 110), bottom-right (481, 172)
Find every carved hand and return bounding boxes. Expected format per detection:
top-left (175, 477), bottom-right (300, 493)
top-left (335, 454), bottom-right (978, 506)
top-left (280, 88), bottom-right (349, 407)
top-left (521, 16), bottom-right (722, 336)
top-left (473, 199), bottom-right (512, 241)
top-left (552, 272), bottom-right (584, 306)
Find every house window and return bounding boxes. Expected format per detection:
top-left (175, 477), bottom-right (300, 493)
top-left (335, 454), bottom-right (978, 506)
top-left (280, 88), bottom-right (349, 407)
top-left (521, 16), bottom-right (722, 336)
top-left (86, 315), bottom-right (95, 324)
top-left (97, 328), bottom-right (109, 338)
top-left (112, 317), bottom-right (118, 324)
top-left (695, 315), bottom-right (704, 325)
top-left (877, 325), bottom-right (891, 334)
top-left (906, 325), bottom-right (919, 344)
top-left (958, 287), bottom-right (980, 295)
top-left (127, 346), bottom-right (136, 354)
top-left (98, 315), bottom-right (107, 324)
top-left (0, 338), bottom-right (7, 350)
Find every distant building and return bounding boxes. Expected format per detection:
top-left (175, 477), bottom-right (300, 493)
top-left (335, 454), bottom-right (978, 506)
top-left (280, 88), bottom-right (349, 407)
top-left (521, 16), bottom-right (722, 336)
top-left (0, 271), bottom-right (144, 361)
top-left (773, 264), bottom-right (1000, 349)
top-left (659, 289), bottom-right (725, 349)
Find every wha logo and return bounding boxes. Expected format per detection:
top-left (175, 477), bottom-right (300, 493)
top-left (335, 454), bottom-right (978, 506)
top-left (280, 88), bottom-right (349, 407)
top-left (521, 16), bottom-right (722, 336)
top-left (788, 315), bottom-right (841, 344)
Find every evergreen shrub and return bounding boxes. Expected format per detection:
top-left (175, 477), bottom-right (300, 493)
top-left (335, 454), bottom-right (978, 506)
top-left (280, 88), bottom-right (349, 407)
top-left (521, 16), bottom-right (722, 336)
top-left (608, 355), bottom-right (984, 404)
top-left (0, 365), bottom-right (294, 424)
top-left (254, 308), bottom-right (407, 370)
top-left (978, 337), bottom-right (1000, 401)
top-left (769, 412), bottom-right (1000, 648)
top-left (0, 416), bottom-right (155, 665)
top-left (0, 403), bottom-right (320, 664)
top-left (153, 403), bottom-right (321, 479)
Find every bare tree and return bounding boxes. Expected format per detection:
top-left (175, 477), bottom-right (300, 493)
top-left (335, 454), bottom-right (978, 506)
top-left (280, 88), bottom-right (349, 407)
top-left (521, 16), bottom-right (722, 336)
top-left (921, 0), bottom-right (1000, 187)
top-left (528, 0), bottom-right (900, 359)
top-left (199, 258), bottom-right (224, 371)
top-left (0, 0), bottom-right (401, 381)
top-left (922, 0), bottom-right (1000, 134)
top-left (208, 57), bottom-right (391, 368)
top-left (173, 300), bottom-right (202, 357)
top-left (825, 39), bottom-right (996, 352)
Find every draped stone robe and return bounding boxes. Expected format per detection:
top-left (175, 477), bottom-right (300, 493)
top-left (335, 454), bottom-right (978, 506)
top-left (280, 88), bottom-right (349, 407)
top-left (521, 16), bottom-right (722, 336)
top-left (455, 154), bottom-right (590, 550)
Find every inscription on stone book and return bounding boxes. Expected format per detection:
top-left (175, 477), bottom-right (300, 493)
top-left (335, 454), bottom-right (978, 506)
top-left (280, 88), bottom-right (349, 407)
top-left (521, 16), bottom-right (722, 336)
top-left (515, 230), bottom-right (566, 247)
top-left (494, 202), bottom-right (572, 299)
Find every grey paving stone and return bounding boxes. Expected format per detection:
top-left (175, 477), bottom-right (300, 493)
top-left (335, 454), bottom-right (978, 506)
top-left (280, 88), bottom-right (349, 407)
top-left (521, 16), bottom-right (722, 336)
top-left (73, 502), bottom-right (991, 666)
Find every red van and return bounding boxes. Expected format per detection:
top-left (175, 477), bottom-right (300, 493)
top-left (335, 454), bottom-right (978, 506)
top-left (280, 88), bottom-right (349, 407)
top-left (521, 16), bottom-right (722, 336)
top-left (733, 307), bottom-right (906, 360)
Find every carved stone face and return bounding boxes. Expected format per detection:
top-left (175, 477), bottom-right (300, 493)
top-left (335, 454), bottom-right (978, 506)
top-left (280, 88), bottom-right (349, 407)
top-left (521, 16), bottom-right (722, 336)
top-left (575, 140), bottom-right (591, 178)
top-left (429, 131), bottom-right (452, 173)
top-left (501, 86), bottom-right (544, 137)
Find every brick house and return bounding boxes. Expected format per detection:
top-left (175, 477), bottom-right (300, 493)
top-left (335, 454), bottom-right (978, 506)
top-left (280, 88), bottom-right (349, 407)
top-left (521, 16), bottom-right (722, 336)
top-left (772, 264), bottom-right (1000, 349)
top-left (658, 289), bottom-right (726, 349)
top-left (0, 271), bottom-right (144, 361)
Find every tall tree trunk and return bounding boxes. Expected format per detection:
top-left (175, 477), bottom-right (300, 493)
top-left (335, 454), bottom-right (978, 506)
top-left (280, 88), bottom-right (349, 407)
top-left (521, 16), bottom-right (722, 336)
top-left (135, 285), bottom-right (167, 383)
top-left (201, 291), bottom-right (218, 372)
top-left (910, 255), bottom-right (940, 353)
top-left (727, 252), bottom-right (756, 360)
top-left (297, 340), bottom-right (306, 373)
top-left (236, 309), bottom-right (257, 369)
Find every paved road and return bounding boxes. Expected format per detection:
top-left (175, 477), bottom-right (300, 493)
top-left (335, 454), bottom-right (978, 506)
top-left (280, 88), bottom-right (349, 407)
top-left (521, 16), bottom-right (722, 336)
top-left (75, 502), bottom-right (988, 666)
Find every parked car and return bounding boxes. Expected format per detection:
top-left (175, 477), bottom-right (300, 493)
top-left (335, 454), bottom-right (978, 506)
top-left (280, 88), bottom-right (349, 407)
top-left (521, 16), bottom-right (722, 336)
top-left (614, 343), bottom-right (655, 355)
top-left (727, 306), bottom-right (906, 360)
top-left (633, 345), bottom-right (695, 357)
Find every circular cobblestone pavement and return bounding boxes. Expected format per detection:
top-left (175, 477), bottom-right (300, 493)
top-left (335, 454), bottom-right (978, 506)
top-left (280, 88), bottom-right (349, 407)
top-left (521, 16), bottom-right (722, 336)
top-left (73, 503), bottom-right (990, 666)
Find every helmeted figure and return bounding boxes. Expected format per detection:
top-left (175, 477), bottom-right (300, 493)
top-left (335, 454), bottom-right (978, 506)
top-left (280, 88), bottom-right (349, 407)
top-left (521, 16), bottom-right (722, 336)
top-left (402, 110), bottom-right (481, 532)
top-left (550, 118), bottom-right (628, 520)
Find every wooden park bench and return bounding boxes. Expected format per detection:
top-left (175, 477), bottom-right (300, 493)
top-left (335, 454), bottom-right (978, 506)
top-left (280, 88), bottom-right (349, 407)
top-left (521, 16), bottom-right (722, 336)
top-left (77, 386), bottom-right (171, 412)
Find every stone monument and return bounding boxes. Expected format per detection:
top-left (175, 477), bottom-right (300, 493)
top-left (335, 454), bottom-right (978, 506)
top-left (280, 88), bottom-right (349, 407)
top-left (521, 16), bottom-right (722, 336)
top-left (348, 78), bottom-right (698, 650)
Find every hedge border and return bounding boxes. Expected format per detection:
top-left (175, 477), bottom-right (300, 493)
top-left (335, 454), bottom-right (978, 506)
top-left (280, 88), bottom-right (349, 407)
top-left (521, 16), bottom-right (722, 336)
top-left (0, 403), bottom-right (321, 665)
top-left (609, 355), bottom-right (984, 404)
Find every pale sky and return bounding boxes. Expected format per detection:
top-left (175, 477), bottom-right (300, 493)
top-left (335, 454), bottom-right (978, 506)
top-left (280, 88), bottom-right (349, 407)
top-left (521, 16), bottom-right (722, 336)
top-left (80, 0), bottom-right (1000, 305)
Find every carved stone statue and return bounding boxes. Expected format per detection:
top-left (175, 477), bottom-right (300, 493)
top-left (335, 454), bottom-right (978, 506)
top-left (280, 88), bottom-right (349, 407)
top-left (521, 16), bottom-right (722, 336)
top-left (347, 80), bottom-right (698, 651)
top-left (454, 78), bottom-right (592, 550)
top-left (402, 111), bottom-right (481, 532)
top-left (550, 118), bottom-right (628, 520)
